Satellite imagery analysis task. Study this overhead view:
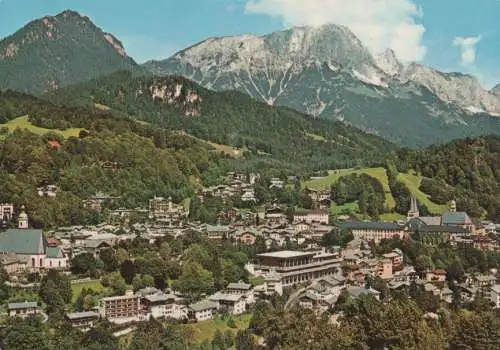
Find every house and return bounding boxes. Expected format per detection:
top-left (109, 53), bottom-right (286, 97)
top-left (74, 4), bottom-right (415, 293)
top-left (188, 299), bottom-right (219, 321)
top-left (47, 140), bottom-right (61, 150)
top-left (208, 292), bottom-right (246, 315)
top-left (37, 185), bottom-right (57, 198)
top-left (269, 178), bottom-right (285, 189)
top-left (490, 285), bottom-right (500, 308)
top-left (8, 301), bottom-right (40, 318)
top-left (241, 190), bottom-right (256, 203)
top-left (426, 269), bottom-right (447, 282)
top-left (0, 203), bottom-right (14, 222)
top-left (148, 196), bottom-right (187, 226)
top-left (346, 286), bottom-right (381, 301)
top-left (238, 231), bottom-right (257, 245)
top-left (83, 192), bottom-right (120, 212)
top-left (0, 254), bottom-right (28, 275)
top-left (265, 206), bottom-right (288, 226)
top-left (341, 222), bottom-right (407, 244)
top-left (141, 292), bottom-right (187, 320)
top-left (470, 275), bottom-right (496, 290)
top-left (382, 251), bottom-right (403, 269)
top-left (66, 311), bottom-right (99, 331)
top-left (205, 224), bottom-right (233, 240)
top-left (378, 259), bottom-right (393, 280)
top-left (226, 281), bottom-right (255, 305)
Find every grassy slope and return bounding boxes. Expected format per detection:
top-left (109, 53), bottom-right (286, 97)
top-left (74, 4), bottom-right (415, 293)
top-left (0, 116), bottom-right (83, 138)
top-left (182, 314), bottom-right (252, 344)
top-left (397, 171), bottom-right (449, 215)
top-left (306, 167), bottom-right (447, 218)
top-left (304, 168), bottom-right (396, 209)
top-left (70, 280), bottom-right (106, 302)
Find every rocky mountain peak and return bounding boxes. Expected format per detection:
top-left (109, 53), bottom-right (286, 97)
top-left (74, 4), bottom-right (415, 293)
top-left (374, 48), bottom-right (403, 77)
top-left (492, 84), bottom-right (500, 97)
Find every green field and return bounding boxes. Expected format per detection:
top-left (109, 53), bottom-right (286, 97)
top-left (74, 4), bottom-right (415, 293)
top-left (71, 280), bottom-right (106, 302)
top-left (182, 314), bottom-right (252, 344)
top-left (304, 132), bottom-right (327, 142)
top-left (397, 172), bottom-right (449, 215)
top-left (0, 116), bottom-right (84, 138)
top-left (304, 168), bottom-right (396, 209)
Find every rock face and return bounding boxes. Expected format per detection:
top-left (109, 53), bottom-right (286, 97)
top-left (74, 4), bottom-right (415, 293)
top-left (145, 24), bottom-right (500, 146)
top-left (0, 10), bottom-right (142, 93)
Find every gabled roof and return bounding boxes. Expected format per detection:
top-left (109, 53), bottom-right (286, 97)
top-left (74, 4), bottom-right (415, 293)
top-left (442, 212), bottom-right (472, 225)
top-left (189, 299), bottom-right (219, 312)
top-left (46, 247), bottom-right (64, 259)
top-left (8, 301), bottom-right (38, 310)
top-left (66, 311), bottom-right (99, 320)
top-left (227, 282), bottom-right (252, 291)
top-left (0, 229), bottom-right (46, 255)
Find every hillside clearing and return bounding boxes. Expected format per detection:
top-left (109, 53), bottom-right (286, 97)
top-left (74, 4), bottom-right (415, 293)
top-left (304, 168), bottom-right (396, 209)
top-left (181, 314), bottom-right (252, 344)
top-left (0, 116), bottom-right (84, 138)
top-left (397, 172), bottom-right (449, 215)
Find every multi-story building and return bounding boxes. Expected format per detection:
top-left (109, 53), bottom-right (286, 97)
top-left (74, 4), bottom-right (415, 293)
top-left (293, 209), bottom-right (329, 225)
top-left (99, 290), bottom-right (142, 322)
top-left (205, 224), bottom-right (233, 240)
top-left (341, 222), bottom-right (407, 243)
top-left (255, 250), bottom-right (342, 287)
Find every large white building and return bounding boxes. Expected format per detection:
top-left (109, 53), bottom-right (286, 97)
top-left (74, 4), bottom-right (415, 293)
top-left (255, 250), bottom-right (342, 287)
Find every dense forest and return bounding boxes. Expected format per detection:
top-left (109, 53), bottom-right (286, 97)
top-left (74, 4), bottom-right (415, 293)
top-left (0, 91), bottom-right (227, 227)
top-left (47, 71), bottom-right (395, 173)
top-left (395, 136), bottom-right (500, 221)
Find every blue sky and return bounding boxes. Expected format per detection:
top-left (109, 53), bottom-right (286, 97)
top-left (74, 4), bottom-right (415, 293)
top-left (0, 0), bottom-right (499, 87)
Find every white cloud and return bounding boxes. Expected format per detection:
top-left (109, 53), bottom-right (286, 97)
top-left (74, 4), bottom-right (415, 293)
top-left (453, 36), bottom-right (482, 66)
top-left (244, 0), bottom-right (427, 62)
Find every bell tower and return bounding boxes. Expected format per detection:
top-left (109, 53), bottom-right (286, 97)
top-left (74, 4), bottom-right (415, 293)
top-left (18, 205), bottom-right (29, 229)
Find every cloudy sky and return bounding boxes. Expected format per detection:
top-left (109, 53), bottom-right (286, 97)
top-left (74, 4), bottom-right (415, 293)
top-left (0, 0), bottom-right (499, 87)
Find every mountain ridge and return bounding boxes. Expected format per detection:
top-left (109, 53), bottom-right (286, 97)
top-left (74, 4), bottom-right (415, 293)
top-left (0, 9), bottom-right (143, 94)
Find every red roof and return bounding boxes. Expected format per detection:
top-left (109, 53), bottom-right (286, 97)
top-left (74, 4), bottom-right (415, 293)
top-left (433, 269), bottom-right (447, 275)
top-left (47, 140), bottom-right (61, 149)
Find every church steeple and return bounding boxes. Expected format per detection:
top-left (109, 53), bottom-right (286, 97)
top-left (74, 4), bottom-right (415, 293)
top-left (407, 195), bottom-right (419, 220)
top-left (18, 205), bottom-right (29, 229)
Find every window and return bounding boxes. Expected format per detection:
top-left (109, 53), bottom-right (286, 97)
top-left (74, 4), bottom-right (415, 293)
top-left (40, 258), bottom-right (43, 267)
top-left (31, 258), bottom-right (35, 267)
top-left (49, 261), bottom-right (52, 267)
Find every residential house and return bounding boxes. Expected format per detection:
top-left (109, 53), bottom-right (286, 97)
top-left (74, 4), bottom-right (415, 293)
top-left (141, 292), bottom-right (187, 320)
top-left (378, 259), bottom-right (393, 280)
top-left (8, 301), bottom-right (40, 318)
top-left (188, 300), bottom-right (219, 321)
top-left (226, 281), bottom-right (255, 305)
top-left (346, 286), bottom-right (381, 301)
top-left (83, 192), bottom-right (120, 212)
top-left (382, 250), bottom-right (403, 270)
top-left (205, 224), bottom-right (234, 240)
top-left (426, 269), bottom-right (447, 282)
top-left (470, 275), bottom-right (496, 292)
top-left (241, 190), bottom-right (256, 203)
top-left (238, 231), bottom-right (258, 245)
top-left (0, 254), bottom-right (28, 275)
top-left (293, 209), bottom-right (329, 225)
top-left (37, 185), bottom-right (57, 198)
top-left (66, 311), bottom-right (99, 331)
top-left (208, 292), bottom-right (246, 315)
top-left (148, 196), bottom-right (187, 226)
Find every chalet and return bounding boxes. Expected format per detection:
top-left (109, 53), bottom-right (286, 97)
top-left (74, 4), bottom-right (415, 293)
top-left (0, 254), bottom-right (28, 275)
top-left (66, 311), bottom-right (99, 331)
top-left (8, 301), bottom-right (40, 318)
top-left (346, 286), bottom-right (381, 301)
top-left (226, 281), bottom-right (255, 305)
top-left (237, 231), bottom-right (258, 245)
top-left (382, 250), bottom-right (403, 269)
top-left (208, 292), bottom-right (246, 315)
top-left (241, 190), bottom-right (256, 203)
top-left (140, 292), bottom-right (187, 320)
top-left (188, 299), bottom-right (219, 321)
top-left (83, 192), bottom-right (120, 212)
top-left (264, 206), bottom-right (288, 226)
top-left (426, 269), bottom-right (447, 282)
top-left (47, 140), bottom-right (61, 150)
top-left (37, 185), bottom-right (57, 198)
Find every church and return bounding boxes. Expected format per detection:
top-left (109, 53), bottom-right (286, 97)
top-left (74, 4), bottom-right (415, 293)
top-left (0, 207), bottom-right (68, 274)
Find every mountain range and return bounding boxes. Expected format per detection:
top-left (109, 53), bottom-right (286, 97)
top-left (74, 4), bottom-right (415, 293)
top-left (0, 10), bottom-right (500, 147)
top-left (146, 25), bottom-right (500, 146)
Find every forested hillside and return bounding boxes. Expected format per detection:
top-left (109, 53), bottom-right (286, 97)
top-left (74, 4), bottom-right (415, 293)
top-left (0, 91), bottom-right (226, 227)
top-left (395, 136), bottom-right (500, 221)
top-left (48, 71), bottom-right (395, 173)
